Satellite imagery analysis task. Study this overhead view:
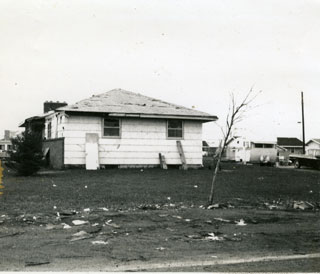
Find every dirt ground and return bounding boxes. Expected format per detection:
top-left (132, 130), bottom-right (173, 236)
top-left (0, 163), bottom-right (319, 271)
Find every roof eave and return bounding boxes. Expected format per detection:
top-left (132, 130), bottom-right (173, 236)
top-left (63, 110), bottom-right (218, 122)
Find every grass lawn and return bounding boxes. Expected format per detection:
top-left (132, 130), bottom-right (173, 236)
top-left (0, 162), bottom-right (319, 271)
top-left (1, 162), bottom-right (319, 213)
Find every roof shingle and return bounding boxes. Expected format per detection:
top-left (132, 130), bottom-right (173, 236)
top-left (58, 89), bottom-right (217, 121)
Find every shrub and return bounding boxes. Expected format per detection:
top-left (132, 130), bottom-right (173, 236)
top-left (9, 131), bottom-right (43, 176)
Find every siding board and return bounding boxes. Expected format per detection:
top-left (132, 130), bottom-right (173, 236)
top-left (63, 116), bottom-right (204, 166)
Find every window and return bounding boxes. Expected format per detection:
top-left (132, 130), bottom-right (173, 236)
top-left (47, 122), bottom-right (52, 139)
top-left (264, 144), bottom-right (274, 148)
top-left (103, 118), bottom-right (120, 137)
top-left (167, 120), bottom-right (183, 138)
top-left (7, 145), bottom-right (12, 150)
top-left (254, 143), bottom-right (263, 148)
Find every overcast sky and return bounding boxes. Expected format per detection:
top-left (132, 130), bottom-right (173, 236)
top-left (1, 0), bottom-right (319, 141)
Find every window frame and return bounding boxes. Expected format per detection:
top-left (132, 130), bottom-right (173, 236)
top-left (167, 119), bottom-right (184, 140)
top-left (102, 118), bottom-right (121, 138)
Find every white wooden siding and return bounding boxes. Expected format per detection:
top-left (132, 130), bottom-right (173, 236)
top-left (63, 116), bottom-right (203, 165)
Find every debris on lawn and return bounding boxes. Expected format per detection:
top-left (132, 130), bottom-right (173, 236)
top-left (138, 204), bottom-right (160, 210)
top-left (172, 215), bottom-right (182, 219)
top-left (92, 223), bottom-right (99, 226)
top-left (62, 223), bottom-right (71, 229)
top-left (167, 197), bottom-right (171, 200)
top-left (235, 219), bottom-right (247, 226)
top-left (206, 233), bottom-right (224, 241)
top-left (85, 185), bottom-right (88, 189)
top-left (70, 231), bottom-right (93, 242)
top-left (98, 207), bottom-right (109, 211)
top-left (53, 206), bottom-right (57, 209)
top-left (46, 224), bottom-right (62, 230)
top-left (207, 204), bottom-right (220, 209)
top-left (83, 208), bottom-right (90, 212)
top-left (156, 247), bottom-right (166, 251)
top-left (52, 184), bottom-right (57, 187)
top-left (293, 201), bottom-right (314, 210)
top-left (105, 220), bottom-right (120, 228)
top-left (186, 234), bottom-right (202, 239)
top-left (185, 219), bottom-right (191, 222)
top-left (213, 218), bottom-right (231, 223)
top-left (194, 185), bottom-right (198, 188)
top-left (91, 240), bottom-right (108, 245)
top-left (72, 220), bottom-right (89, 226)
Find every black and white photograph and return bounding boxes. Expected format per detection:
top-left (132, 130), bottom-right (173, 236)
top-left (0, 0), bottom-right (319, 272)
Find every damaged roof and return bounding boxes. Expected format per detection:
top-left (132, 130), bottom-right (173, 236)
top-left (58, 89), bottom-right (218, 121)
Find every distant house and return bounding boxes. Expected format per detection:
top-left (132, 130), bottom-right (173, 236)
top-left (20, 89), bottom-right (218, 169)
top-left (223, 136), bottom-right (251, 162)
top-left (0, 130), bottom-right (17, 159)
top-left (277, 137), bottom-right (304, 154)
top-left (202, 140), bottom-right (217, 156)
top-left (306, 139), bottom-right (320, 157)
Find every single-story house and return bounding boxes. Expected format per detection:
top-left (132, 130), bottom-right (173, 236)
top-left (20, 89), bottom-right (218, 169)
top-left (276, 137), bottom-right (304, 164)
top-left (306, 139), bottom-right (320, 157)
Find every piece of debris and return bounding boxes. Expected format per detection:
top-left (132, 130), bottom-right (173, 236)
top-left (46, 224), bottom-right (61, 230)
top-left (92, 223), bottom-right (99, 226)
top-left (235, 219), bottom-right (247, 226)
top-left (52, 184), bottom-right (57, 187)
top-left (194, 185), bottom-right (198, 188)
top-left (293, 201), bottom-right (314, 210)
top-left (72, 220), bottom-right (89, 226)
top-left (186, 234), bottom-right (202, 239)
top-left (85, 185), bottom-right (88, 189)
top-left (207, 204), bottom-right (220, 209)
top-left (105, 222), bottom-right (120, 228)
top-left (53, 206), bottom-right (57, 209)
top-left (91, 240), bottom-right (108, 245)
top-left (62, 223), bottom-right (71, 229)
top-left (211, 255), bottom-right (218, 258)
top-left (172, 215), bottom-right (182, 219)
top-left (213, 218), bottom-right (231, 223)
top-left (98, 207), bottom-right (109, 211)
top-left (25, 260), bottom-right (50, 267)
top-left (167, 197), bottom-right (171, 200)
top-left (70, 231), bottom-right (92, 242)
top-left (185, 219), bottom-right (191, 222)
top-left (206, 233), bottom-right (224, 241)
top-left (83, 208), bottom-right (90, 212)
top-left (156, 247), bottom-right (166, 251)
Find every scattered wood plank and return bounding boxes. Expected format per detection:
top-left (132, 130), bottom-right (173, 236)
top-left (176, 141), bottom-right (188, 170)
top-left (159, 153), bottom-right (168, 170)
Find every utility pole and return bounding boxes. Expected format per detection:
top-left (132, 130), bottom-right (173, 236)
top-left (301, 91), bottom-right (306, 154)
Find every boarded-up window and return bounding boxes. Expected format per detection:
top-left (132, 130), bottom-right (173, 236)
top-left (103, 118), bottom-right (120, 137)
top-left (47, 122), bottom-right (52, 139)
top-left (168, 120), bottom-right (183, 138)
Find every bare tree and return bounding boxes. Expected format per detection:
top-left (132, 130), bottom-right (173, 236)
top-left (208, 88), bottom-right (260, 205)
